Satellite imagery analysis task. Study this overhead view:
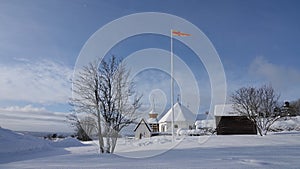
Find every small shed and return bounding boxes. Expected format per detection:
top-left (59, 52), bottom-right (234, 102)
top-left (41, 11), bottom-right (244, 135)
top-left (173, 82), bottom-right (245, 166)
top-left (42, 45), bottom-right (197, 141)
top-left (214, 104), bottom-right (257, 135)
top-left (134, 119), bottom-right (152, 139)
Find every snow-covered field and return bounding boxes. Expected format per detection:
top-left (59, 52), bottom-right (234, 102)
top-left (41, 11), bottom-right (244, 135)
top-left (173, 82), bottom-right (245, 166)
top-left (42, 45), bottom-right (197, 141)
top-left (0, 127), bottom-right (300, 169)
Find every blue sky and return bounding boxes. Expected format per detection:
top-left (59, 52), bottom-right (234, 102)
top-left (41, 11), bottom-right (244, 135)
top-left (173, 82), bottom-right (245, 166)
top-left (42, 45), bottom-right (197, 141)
top-left (0, 0), bottom-right (300, 132)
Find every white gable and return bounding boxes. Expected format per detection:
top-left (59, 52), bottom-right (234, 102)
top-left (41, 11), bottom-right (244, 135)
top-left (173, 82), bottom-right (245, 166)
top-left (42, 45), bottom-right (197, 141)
top-left (134, 119), bottom-right (152, 132)
top-left (159, 102), bottom-right (196, 123)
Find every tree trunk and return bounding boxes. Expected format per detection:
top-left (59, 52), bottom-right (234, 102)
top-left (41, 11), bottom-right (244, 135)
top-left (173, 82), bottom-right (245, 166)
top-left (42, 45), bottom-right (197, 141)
top-left (110, 130), bottom-right (118, 153)
top-left (105, 126), bottom-right (111, 153)
top-left (97, 110), bottom-right (104, 153)
top-left (257, 127), bottom-right (263, 136)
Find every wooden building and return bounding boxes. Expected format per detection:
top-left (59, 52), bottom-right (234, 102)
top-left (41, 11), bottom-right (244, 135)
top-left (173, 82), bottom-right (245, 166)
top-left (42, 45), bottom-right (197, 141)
top-left (214, 104), bottom-right (257, 135)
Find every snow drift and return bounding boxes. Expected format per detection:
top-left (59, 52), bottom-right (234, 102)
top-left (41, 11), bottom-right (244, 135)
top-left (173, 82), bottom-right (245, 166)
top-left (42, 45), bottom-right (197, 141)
top-left (271, 116), bottom-right (300, 131)
top-left (51, 138), bottom-right (85, 148)
top-left (0, 128), bottom-right (50, 153)
top-left (0, 128), bottom-right (86, 153)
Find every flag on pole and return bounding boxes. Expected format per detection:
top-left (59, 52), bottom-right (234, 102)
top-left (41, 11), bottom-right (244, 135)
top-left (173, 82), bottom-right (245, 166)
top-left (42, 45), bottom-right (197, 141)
top-left (170, 29), bottom-right (191, 142)
top-left (172, 30), bottom-right (191, 37)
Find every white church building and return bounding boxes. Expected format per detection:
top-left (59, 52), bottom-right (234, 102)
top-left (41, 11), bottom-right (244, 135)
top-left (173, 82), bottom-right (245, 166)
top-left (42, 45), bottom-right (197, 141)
top-left (159, 102), bottom-right (196, 132)
top-left (134, 102), bottom-right (197, 138)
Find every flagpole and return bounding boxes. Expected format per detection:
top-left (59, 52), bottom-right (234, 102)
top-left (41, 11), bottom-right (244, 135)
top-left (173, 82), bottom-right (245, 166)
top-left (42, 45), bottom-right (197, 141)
top-left (170, 29), bottom-right (174, 142)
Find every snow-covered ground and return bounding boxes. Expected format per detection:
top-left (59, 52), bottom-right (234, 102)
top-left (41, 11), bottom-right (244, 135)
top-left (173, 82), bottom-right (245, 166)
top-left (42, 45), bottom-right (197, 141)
top-left (0, 127), bottom-right (300, 169)
top-left (271, 116), bottom-right (300, 131)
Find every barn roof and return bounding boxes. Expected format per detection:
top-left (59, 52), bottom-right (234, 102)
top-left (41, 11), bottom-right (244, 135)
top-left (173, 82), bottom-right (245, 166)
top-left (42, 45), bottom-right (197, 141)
top-left (214, 104), bottom-right (240, 116)
top-left (159, 102), bottom-right (196, 123)
top-left (133, 118), bottom-right (152, 132)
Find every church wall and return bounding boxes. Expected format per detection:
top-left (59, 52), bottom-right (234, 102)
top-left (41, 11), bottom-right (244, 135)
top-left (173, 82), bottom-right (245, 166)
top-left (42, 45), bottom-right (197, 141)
top-left (159, 121), bottom-right (195, 132)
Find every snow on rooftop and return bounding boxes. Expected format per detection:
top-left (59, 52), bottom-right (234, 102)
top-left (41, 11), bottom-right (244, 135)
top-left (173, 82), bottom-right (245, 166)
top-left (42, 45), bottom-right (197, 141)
top-left (149, 110), bottom-right (157, 115)
top-left (214, 104), bottom-right (240, 116)
top-left (159, 102), bottom-right (196, 123)
top-left (133, 119), bottom-right (152, 132)
top-left (147, 118), bottom-right (158, 124)
top-left (195, 119), bottom-right (216, 128)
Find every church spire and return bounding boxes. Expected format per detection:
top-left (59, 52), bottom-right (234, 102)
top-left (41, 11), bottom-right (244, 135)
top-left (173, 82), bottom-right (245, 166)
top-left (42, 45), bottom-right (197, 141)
top-left (149, 97), bottom-right (158, 117)
top-left (152, 97), bottom-right (155, 112)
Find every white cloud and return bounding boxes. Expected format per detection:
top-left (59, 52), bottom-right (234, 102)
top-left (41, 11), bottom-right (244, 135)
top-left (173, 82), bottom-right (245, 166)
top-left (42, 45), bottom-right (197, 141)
top-left (0, 59), bottom-right (72, 104)
top-left (225, 56), bottom-right (300, 104)
top-left (249, 56), bottom-right (300, 100)
top-left (0, 105), bottom-right (73, 132)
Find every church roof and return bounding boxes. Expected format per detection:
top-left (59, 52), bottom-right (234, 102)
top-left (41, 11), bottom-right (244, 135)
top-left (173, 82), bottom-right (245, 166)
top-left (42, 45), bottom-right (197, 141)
top-left (159, 102), bottom-right (196, 123)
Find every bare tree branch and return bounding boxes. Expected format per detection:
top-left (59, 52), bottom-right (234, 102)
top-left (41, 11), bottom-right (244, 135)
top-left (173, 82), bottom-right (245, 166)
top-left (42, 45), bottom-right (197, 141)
top-left (231, 85), bottom-right (282, 136)
top-left (70, 56), bottom-right (141, 153)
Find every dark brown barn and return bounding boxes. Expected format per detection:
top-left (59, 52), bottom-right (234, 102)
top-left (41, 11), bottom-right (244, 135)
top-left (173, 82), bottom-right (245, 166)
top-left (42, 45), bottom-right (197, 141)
top-left (215, 104), bottom-right (257, 135)
top-left (215, 116), bottom-right (257, 135)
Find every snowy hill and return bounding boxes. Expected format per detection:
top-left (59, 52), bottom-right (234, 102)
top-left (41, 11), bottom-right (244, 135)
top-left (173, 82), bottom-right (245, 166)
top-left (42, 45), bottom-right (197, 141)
top-left (0, 117), bottom-right (300, 168)
top-left (50, 138), bottom-right (85, 148)
top-left (0, 127), bottom-right (86, 164)
top-left (1, 132), bottom-right (300, 169)
top-left (0, 127), bottom-right (51, 154)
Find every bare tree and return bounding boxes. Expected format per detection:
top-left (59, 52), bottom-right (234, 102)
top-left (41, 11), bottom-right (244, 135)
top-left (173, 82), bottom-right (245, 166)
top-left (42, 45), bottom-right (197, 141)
top-left (71, 62), bottom-right (105, 153)
top-left (71, 56), bottom-right (141, 153)
top-left (231, 85), bottom-right (282, 136)
top-left (97, 56), bottom-right (141, 153)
